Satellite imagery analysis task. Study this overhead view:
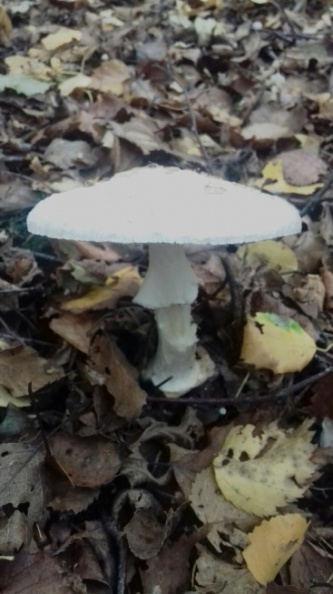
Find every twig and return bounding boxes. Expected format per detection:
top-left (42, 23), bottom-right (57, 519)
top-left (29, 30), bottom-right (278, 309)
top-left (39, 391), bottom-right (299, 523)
top-left (271, 0), bottom-right (298, 40)
top-left (147, 366), bottom-right (333, 407)
top-left (300, 173), bottom-right (333, 216)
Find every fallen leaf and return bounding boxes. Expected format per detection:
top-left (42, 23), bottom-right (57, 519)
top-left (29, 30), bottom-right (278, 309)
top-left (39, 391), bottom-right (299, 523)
top-left (256, 159), bottom-right (322, 195)
top-left (44, 138), bottom-right (100, 169)
top-left (48, 432), bottom-right (122, 488)
top-left (49, 311), bottom-right (94, 354)
top-left (213, 420), bottom-right (317, 517)
top-left (141, 531), bottom-right (205, 594)
top-left (189, 466), bottom-right (256, 551)
top-left (88, 333), bottom-right (146, 420)
top-left (41, 27), bottom-right (82, 50)
top-left (58, 73), bottom-right (92, 96)
top-left (0, 343), bottom-right (63, 397)
top-left (62, 266), bottom-right (141, 312)
top-left (0, 443), bottom-right (44, 530)
top-left (280, 149), bottom-right (327, 186)
top-left (90, 59), bottom-right (131, 95)
top-left (0, 73), bottom-right (51, 96)
top-left (243, 514), bottom-right (308, 585)
top-left (241, 123), bottom-right (290, 141)
top-left (237, 240), bottom-right (298, 274)
top-left (5, 54), bottom-right (55, 81)
top-left (0, 549), bottom-right (80, 593)
top-left (195, 545), bottom-right (263, 594)
top-left (240, 312), bottom-right (316, 374)
top-left (290, 537), bottom-right (333, 591)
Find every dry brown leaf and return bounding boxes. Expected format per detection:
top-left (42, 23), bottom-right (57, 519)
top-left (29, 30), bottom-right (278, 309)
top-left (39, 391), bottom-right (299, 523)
top-left (320, 264), bottom-right (333, 310)
top-left (141, 531), bottom-right (206, 594)
top-left (124, 508), bottom-right (168, 560)
top-left (290, 538), bottom-right (333, 591)
top-left (48, 432), bottom-right (122, 488)
top-left (0, 443), bottom-right (44, 531)
top-left (280, 149), bottom-right (327, 186)
top-left (0, 549), bottom-right (81, 593)
top-left (291, 274), bottom-right (325, 319)
top-left (88, 333), bottom-right (146, 419)
top-left (44, 139), bottom-right (100, 169)
top-left (48, 473), bottom-right (99, 513)
top-left (195, 545), bottom-right (263, 594)
top-left (49, 311), bottom-right (94, 354)
top-left (0, 5), bottom-right (12, 43)
top-left (110, 118), bottom-right (171, 155)
top-left (90, 59), bottom-right (131, 95)
top-left (0, 343), bottom-right (63, 397)
top-left (189, 466), bottom-right (256, 551)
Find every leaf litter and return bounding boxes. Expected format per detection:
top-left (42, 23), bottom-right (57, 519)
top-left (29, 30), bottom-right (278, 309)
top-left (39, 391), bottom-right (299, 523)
top-left (1, 0), bottom-right (333, 592)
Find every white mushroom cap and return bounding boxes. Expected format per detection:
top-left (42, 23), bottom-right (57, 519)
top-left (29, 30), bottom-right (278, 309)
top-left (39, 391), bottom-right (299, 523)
top-left (27, 166), bottom-right (301, 244)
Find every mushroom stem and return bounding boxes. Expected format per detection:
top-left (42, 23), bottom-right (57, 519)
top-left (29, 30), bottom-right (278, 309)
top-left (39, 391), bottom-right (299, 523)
top-left (134, 243), bottom-right (199, 309)
top-left (147, 304), bottom-right (197, 388)
top-left (134, 244), bottom-right (215, 396)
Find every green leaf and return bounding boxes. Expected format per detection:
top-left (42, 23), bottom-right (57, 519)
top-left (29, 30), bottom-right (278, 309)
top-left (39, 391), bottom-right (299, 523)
top-left (0, 74), bottom-right (51, 96)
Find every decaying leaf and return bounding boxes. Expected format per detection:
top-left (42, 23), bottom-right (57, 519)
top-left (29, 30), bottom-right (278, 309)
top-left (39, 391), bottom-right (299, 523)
top-left (280, 149), bottom-right (327, 186)
top-left (195, 545), bottom-right (263, 594)
top-left (48, 432), bottom-right (122, 488)
top-left (0, 549), bottom-right (83, 592)
top-left (213, 419), bottom-right (317, 516)
top-left (0, 443), bottom-right (44, 532)
top-left (49, 311), bottom-right (94, 354)
top-left (88, 333), bottom-right (146, 419)
top-left (189, 466), bottom-right (256, 551)
top-left (0, 342), bottom-right (63, 398)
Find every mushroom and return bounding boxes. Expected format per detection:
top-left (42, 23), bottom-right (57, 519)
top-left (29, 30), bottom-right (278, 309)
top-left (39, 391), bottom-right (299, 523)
top-left (27, 166), bottom-right (301, 397)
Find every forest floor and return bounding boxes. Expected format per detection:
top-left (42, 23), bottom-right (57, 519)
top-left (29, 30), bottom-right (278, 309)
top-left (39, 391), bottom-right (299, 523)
top-left (0, 0), bottom-right (333, 593)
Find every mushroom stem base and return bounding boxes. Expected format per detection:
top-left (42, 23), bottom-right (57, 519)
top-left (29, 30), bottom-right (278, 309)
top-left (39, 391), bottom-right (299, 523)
top-left (146, 304), bottom-right (215, 397)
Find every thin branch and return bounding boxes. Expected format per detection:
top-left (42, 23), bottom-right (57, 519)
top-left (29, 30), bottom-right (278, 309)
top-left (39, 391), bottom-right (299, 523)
top-left (300, 173), bottom-right (333, 216)
top-left (147, 367), bottom-right (333, 407)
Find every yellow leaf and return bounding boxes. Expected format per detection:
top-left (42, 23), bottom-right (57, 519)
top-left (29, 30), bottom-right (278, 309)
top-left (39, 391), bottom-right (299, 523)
top-left (237, 240), bottom-right (298, 273)
top-left (5, 55), bottom-right (54, 81)
top-left (0, 385), bottom-right (29, 407)
top-left (59, 73), bottom-right (92, 97)
top-left (41, 28), bottom-right (82, 51)
top-left (213, 419), bottom-right (316, 516)
top-left (243, 514), bottom-right (308, 585)
top-left (62, 266), bottom-right (141, 313)
top-left (240, 312), bottom-right (316, 374)
top-left (255, 159), bottom-right (322, 195)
